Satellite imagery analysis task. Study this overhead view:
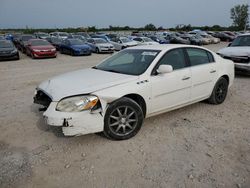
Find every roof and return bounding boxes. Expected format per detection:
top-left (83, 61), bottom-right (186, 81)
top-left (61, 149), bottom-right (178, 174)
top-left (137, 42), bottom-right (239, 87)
top-left (128, 44), bottom-right (211, 52)
top-left (239, 33), bottom-right (250, 36)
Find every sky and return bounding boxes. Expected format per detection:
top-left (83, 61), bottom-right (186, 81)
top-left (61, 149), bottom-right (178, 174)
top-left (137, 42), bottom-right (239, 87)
top-left (0, 0), bottom-right (249, 29)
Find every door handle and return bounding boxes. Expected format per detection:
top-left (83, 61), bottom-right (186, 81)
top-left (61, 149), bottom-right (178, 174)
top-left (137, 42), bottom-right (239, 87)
top-left (210, 70), bottom-right (216, 73)
top-left (182, 76), bottom-right (190, 80)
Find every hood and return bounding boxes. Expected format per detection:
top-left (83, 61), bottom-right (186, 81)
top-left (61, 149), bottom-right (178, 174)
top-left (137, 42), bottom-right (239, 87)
top-left (31, 45), bottom-right (54, 50)
top-left (71, 44), bottom-right (90, 49)
top-left (97, 43), bottom-right (113, 48)
top-left (125, 41), bottom-right (138, 46)
top-left (38, 68), bottom-right (138, 101)
top-left (218, 46), bottom-right (250, 57)
top-left (0, 47), bottom-right (14, 52)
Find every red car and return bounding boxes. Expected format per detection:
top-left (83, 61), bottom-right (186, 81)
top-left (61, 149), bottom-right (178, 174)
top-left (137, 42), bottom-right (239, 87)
top-left (26, 39), bottom-right (57, 59)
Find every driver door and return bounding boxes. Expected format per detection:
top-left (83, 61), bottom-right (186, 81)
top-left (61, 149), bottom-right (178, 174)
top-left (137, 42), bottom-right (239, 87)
top-left (150, 48), bottom-right (192, 114)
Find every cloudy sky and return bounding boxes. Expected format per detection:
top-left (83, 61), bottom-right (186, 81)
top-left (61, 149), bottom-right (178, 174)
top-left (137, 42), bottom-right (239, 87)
top-left (0, 0), bottom-right (249, 28)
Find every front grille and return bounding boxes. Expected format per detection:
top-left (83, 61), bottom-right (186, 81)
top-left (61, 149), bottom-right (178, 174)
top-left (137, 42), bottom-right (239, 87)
top-left (34, 90), bottom-right (52, 107)
top-left (224, 56), bottom-right (250, 64)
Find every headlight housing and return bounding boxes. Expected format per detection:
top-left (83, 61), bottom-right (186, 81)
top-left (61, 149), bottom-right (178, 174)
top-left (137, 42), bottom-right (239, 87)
top-left (33, 49), bottom-right (41, 52)
top-left (11, 49), bottom-right (18, 54)
top-left (56, 95), bottom-right (99, 112)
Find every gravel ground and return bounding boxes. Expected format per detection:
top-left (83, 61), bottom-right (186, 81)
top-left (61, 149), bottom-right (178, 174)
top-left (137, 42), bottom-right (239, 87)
top-left (0, 43), bottom-right (249, 188)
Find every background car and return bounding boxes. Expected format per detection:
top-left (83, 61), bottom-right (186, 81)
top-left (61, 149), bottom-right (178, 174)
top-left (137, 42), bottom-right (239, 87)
top-left (76, 32), bottom-right (91, 39)
top-left (132, 37), bottom-right (159, 45)
top-left (180, 34), bottom-right (202, 45)
top-left (25, 39), bottom-right (57, 59)
top-left (110, 37), bottom-right (138, 51)
top-left (16, 34), bottom-right (36, 53)
top-left (34, 32), bottom-right (50, 39)
top-left (46, 37), bottom-right (63, 51)
top-left (213, 32), bottom-right (235, 42)
top-left (148, 35), bottom-right (170, 44)
top-left (0, 35), bottom-right (5, 40)
top-left (59, 38), bottom-right (92, 56)
top-left (50, 32), bottom-right (69, 39)
top-left (218, 33), bottom-right (250, 74)
top-left (167, 33), bottom-right (190, 44)
top-left (0, 40), bottom-right (19, 60)
top-left (87, 38), bottom-right (115, 53)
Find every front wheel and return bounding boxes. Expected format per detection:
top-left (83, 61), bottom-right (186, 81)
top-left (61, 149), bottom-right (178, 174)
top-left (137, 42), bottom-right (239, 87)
top-left (207, 77), bottom-right (228, 104)
top-left (103, 97), bottom-right (144, 140)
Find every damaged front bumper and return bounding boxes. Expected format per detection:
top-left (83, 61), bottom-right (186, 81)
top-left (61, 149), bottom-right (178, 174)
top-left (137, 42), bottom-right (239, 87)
top-left (43, 102), bottom-right (104, 136)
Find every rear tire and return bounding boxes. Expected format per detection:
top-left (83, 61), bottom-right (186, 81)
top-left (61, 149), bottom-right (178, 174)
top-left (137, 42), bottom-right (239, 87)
top-left (103, 97), bottom-right (144, 140)
top-left (207, 77), bottom-right (228, 104)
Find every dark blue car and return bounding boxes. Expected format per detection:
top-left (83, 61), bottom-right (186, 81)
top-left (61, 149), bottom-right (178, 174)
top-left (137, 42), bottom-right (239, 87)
top-left (148, 35), bottom-right (170, 44)
top-left (59, 39), bottom-right (92, 56)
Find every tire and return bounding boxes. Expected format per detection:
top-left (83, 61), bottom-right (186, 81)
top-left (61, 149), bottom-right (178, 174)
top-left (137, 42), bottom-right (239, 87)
top-left (96, 47), bottom-right (100, 53)
top-left (60, 48), bottom-right (64, 54)
top-left (15, 53), bottom-right (20, 60)
top-left (70, 50), bottom-right (75, 56)
top-left (103, 97), bottom-right (144, 140)
top-left (31, 52), bottom-right (35, 59)
top-left (207, 77), bottom-right (228, 105)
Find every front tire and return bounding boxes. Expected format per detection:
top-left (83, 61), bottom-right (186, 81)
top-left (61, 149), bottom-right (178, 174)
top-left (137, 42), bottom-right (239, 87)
top-left (103, 97), bottom-right (144, 140)
top-left (207, 77), bottom-right (228, 104)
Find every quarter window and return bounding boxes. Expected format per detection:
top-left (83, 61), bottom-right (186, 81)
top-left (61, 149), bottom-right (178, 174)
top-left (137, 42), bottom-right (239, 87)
top-left (157, 49), bottom-right (187, 70)
top-left (186, 48), bottom-right (213, 66)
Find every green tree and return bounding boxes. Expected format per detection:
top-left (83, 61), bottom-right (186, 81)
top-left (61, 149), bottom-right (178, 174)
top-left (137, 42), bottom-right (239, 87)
top-left (230, 4), bottom-right (249, 31)
top-left (144, 23), bottom-right (156, 31)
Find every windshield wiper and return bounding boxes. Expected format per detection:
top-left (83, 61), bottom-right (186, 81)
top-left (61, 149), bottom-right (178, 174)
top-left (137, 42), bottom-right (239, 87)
top-left (104, 69), bottom-right (122, 74)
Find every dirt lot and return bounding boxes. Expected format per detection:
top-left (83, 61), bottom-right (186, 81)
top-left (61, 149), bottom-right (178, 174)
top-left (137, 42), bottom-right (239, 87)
top-left (0, 43), bottom-right (249, 188)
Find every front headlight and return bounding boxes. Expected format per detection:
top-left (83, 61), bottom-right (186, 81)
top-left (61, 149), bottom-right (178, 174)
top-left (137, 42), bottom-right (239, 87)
top-left (11, 49), bottom-right (18, 54)
top-left (33, 49), bottom-right (40, 52)
top-left (56, 95), bottom-right (99, 112)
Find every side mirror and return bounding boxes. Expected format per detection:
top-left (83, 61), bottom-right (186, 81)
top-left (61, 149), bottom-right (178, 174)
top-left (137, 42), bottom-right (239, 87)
top-left (228, 42), bottom-right (232, 47)
top-left (157, 65), bottom-right (173, 74)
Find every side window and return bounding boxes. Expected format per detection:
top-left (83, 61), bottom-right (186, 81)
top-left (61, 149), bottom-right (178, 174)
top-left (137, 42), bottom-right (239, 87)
top-left (186, 48), bottom-right (211, 66)
top-left (157, 49), bottom-right (187, 70)
top-left (207, 51), bottom-right (215, 62)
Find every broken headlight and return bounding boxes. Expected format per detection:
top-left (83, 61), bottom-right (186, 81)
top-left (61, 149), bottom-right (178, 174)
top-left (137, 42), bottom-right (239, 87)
top-left (56, 95), bottom-right (99, 112)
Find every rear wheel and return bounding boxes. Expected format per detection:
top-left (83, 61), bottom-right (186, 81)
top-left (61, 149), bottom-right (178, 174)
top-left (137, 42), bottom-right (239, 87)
top-left (207, 77), bottom-right (228, 104)
top-left (103, 97), bottom-right (144, 140)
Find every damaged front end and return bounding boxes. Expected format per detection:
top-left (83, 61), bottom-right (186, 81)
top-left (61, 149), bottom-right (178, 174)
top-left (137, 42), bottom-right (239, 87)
top-left (34, 90), bottom-right (105, 136)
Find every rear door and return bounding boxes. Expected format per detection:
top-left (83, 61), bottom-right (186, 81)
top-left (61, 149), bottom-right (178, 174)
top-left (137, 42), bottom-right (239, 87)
top-left (185, 48), bottom-right (218, 100)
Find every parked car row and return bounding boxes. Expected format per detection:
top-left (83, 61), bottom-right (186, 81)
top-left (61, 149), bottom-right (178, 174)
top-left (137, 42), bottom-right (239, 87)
top-left (0, 30), bottom-right (249, 69)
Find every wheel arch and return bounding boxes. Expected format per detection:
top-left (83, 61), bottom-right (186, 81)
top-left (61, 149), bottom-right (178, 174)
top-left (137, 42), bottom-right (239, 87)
top-left (123, 93), bottom-right (147, 117)
top-left (221, 74), bottom-right (229, 84)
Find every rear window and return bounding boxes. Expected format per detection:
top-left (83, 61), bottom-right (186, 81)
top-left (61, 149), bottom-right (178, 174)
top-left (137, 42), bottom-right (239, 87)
top-left (186, 48), bottom-right (214, 66)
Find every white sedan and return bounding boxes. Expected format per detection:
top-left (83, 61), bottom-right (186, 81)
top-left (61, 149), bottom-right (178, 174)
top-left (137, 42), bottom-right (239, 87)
top-left (34, 45), bottom-right (234, 140)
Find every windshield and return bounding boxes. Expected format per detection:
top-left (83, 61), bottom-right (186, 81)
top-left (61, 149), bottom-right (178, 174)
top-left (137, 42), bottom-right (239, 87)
top-left (231, 36), bottom-right (250, 47)
top-left (0, 40), bottom-right (14, 48)
top-left (31, 40), bottom-right (50, 46)
top-left (38, 33), bottom-right (49, 37)
top-left (120, 37), bottom-right (131, 43)
top-left (22, 35), bottom-right (35, 41)
top-left (143, 37), bottom-right (154, 42)
top-left (95, 39), bottom-right (107, 44)
top-left (69, 39), bottom-right (85, 45)
top-left (59, 33), bottom-right (68, 37)
top-left (95, 49), bottom-right (160, 75)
